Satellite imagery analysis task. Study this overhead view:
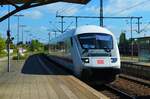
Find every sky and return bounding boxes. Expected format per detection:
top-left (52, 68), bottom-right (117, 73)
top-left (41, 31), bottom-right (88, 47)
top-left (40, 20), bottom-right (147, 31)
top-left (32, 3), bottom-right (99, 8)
top-left (0, 0), bottom-right (150, 44)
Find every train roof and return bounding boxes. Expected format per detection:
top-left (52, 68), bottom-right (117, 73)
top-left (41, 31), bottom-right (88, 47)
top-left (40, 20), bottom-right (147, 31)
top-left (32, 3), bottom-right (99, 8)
top-left (75, 25), bottom-right (113, 35)
top-left (50, 25), bottom-right (114, 44)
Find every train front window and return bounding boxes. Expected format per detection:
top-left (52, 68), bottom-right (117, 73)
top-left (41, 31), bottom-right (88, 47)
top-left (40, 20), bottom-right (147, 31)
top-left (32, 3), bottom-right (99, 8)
top-left (78, 33), bottom-right (113, 49)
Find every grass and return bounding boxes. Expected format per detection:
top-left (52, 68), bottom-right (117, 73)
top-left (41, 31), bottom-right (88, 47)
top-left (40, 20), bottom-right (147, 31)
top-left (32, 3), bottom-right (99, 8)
top-left (12, 53), bottom-right (29, 60)
top-left (47, 51), bottom-right (65, 56)
top-left (0, 51), bottom-right (7, 58)
top-left (121, 56), bottom-right (139, 62)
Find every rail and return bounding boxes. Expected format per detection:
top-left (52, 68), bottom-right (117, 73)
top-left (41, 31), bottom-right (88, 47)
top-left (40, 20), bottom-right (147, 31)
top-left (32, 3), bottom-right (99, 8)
top-left (104, 84), bottom-right (137, 99)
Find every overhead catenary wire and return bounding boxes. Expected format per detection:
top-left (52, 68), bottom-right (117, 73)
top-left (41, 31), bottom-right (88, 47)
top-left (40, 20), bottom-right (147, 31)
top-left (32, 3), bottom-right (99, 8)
top-left (63, 21), bottom-right (74, 32)
top-left (55, 1), bottom-right (91, 30)
top-left (54, 4), bottom-right (77, 26)
top-left (56, 2), bottom-right (81, 16)
top-left (110, 0), bottom-right (150, 16)
top-left (49, 4), bottom-right (77, 33)
top-left (139, 22), bottom-right (150, 32)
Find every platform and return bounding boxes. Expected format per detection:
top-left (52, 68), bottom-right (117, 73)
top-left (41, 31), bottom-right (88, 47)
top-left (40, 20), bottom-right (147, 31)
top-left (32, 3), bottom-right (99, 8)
top-left (0, 55), bottom-right (108, 99)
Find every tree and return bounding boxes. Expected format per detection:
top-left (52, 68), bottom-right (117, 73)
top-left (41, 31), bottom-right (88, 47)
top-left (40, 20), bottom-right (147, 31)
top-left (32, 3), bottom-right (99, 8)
top-left (118, 32), bottom-right (130, 55)
top-left (29, 39), bottom-right (44, 52)
top-left (0, 35), bottom-right (6, 53)
top-left (119, 32), bottom-right (127, 46)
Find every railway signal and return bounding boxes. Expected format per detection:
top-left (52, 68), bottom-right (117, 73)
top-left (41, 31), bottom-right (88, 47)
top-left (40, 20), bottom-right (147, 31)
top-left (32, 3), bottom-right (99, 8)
top-left (6, 30), bottom-right (14, 72)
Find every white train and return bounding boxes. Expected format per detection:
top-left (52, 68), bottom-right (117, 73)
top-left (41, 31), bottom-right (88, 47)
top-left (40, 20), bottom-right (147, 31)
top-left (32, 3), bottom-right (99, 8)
top-left (50, 25), bottom-right (120, 82)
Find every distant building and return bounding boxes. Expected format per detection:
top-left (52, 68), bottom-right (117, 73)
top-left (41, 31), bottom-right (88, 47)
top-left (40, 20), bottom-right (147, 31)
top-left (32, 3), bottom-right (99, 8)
top-left (19, 48), bottom-right (27, 53)
top-left (137, 36), bottom-right (150, 62)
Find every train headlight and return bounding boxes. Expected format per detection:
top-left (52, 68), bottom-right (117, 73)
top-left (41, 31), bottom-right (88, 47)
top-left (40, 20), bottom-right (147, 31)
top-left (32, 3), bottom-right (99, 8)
top-left (111, 58), bottom-right (117, 63)
top-left (81, 58), bottom-right (89, 63)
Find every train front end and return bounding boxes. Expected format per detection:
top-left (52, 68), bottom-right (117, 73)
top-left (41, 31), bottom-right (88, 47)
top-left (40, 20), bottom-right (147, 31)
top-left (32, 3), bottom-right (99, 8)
top-left (75, 26), bottom-right (120, 82)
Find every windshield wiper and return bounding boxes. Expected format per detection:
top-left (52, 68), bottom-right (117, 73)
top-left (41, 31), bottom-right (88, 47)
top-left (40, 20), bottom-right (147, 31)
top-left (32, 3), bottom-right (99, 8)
top-left (82, 48), bottom-right (89, 54)
top-left (103, 47), bottom-right (111, 53)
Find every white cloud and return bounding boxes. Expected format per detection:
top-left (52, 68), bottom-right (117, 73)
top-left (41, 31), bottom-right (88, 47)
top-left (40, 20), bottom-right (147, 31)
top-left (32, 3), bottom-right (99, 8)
top-left (16, 2), bottom-right (81, 20)
top-left (0, 10), bottom-right (8, 16)
top-left (35, 2), bottom-right (81, 15)
top-left (85, 0), bottom-right (150, 16)
top-left (24, 10), bottom-right (43, 19)
top-left (40, 26), bottom-right (47, 31)
top-left (61, 7), bottom-right (79, 15)
top-left (85, 6), bottom-right (100, 14)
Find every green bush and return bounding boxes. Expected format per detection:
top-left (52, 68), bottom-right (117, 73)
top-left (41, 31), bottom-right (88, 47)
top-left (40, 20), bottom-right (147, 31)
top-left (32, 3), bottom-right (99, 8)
top-left (12, 54), bottom-right (28, 60)
top-left (0, 51), bottom-right (7, 57)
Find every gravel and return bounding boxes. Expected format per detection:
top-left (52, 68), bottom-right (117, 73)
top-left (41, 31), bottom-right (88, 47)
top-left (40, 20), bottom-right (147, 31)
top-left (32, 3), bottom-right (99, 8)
top-left (111, 77), bottom-right (150, 97)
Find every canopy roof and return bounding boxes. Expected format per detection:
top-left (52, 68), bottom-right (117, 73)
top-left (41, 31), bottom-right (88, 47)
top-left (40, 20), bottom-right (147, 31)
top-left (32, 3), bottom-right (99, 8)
top-left (0, 0), bottom-right (90, 5)
top-left (0, 0), bottom-right (90, 22)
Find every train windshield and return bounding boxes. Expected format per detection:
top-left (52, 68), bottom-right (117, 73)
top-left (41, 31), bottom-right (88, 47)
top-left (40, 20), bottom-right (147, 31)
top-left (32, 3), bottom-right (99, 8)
top-left (78, 33), bottom-right (113, 49)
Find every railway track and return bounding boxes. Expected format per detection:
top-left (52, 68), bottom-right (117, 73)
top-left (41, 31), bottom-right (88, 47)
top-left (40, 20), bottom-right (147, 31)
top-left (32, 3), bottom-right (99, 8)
top-left (85, 73), bottom-right (150, 99)
top-left (108, 76), bottom-right (150, 99)
top-left (119, 74), bottom-right (150, 87)
top-left (41, 54), bottom-right (150, 99)
top-left (92, 83), bottom-right (137, 99)
top-left (103, 84), bottom-right (137, 99)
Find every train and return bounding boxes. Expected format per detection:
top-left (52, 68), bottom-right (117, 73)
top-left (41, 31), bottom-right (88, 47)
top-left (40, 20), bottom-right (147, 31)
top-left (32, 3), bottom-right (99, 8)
top-left (49, 25), bottom-right (120, 82)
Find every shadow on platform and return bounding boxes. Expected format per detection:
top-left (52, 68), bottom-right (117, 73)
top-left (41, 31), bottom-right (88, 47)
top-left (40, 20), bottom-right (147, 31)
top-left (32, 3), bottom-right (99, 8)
top-left (21, 54), bottom-right (69, 75)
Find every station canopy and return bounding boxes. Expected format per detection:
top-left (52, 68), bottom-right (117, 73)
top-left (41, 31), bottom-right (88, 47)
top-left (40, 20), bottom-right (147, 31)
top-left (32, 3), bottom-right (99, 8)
top-left (0, 0), bottom-right (90, 5)
top-left (0, 0), bottom-right (90, 22)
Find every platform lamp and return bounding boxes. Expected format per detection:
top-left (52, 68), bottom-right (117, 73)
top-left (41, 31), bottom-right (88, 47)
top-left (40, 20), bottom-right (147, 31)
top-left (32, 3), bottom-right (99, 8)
top-left (14, 14), bottom-right (24, 60)
top-left (47, 29), bottom-right (51, 54)
top-left (20, 25), bottom-right (26, 53)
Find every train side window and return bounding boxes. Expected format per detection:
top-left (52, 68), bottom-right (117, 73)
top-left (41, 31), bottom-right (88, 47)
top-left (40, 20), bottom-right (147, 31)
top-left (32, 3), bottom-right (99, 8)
top-left (71, 37), bottom-right (73, 46)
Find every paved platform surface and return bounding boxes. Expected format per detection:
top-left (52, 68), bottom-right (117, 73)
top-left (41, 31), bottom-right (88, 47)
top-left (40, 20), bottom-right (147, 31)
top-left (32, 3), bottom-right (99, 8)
top-left (0, 56), bottom-right (13, 61)
top-left (0, 55), bottom-right (108, 99)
